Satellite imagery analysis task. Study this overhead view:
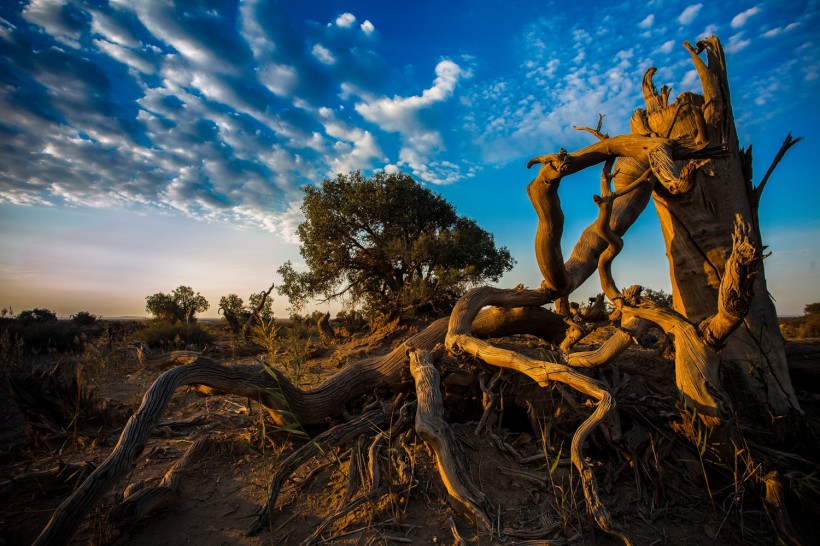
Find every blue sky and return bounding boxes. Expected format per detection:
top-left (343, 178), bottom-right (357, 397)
top-left (1, 0), bottom-right (818, 318)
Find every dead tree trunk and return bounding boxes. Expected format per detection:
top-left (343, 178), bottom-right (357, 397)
top-left (641, 37), bottom-right (800, 428)
top-left (525, 35), bottom-right (801, 434)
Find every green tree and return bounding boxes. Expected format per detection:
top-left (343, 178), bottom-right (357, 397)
top-left (145, 286), bottom-right (209, 323)
top-left (804, 302), bottom-right (820, 316)
top-left (218, 286), bottom-right (275, 338)
top-left (16, 308), bottom-right (57, 324)
top-left (278, 171), bottom-right (515, 317)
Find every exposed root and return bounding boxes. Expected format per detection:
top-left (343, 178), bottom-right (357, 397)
top-left (409, 349), bottom-right (491, 531)
top-left (247, 406), bottom-right (390, 536)
top-left (110, 434), bottom-right (231, 529)
top-left (445, 285), bottom-right (632, 544)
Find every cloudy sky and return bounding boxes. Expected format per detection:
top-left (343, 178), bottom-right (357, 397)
top-left (1, 0), bottom-right (818, 318)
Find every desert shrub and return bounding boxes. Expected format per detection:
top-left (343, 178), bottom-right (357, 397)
top-left (335, 308), bottom-right (367, 335)
top-left (780, 302), bottom-right (820, 339)
top-left (642, 288), bottom-right (673, 309)
top-left (70, 311), bottom-right (99, 326)
top-left (16, 308), bottom-right (58, 324)
top-left (132, 320), bottom-right (214, 350)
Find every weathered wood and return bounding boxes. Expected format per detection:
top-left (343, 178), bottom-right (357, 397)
top-left (445, 286), bottom-right (631, 545)
top-left (110, 435), bottom-right (226, 529)
top-left (317, 311), bottom-right (335, 342)
top-left (409, 349), bottom-right (490, 531)
top-left (247, 407), bottom-right (389, 536)
top-left (524, 35), bottom-right (801, 431)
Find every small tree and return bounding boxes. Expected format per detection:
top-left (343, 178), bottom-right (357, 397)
top-left (16, 308), bottom-right (57, 324)
top-left (145, 286), bottom-right (209, 323)
top-left (278, 171), bottom-right (515, 317)
top-left (218, 284), bottom-right (275, 339)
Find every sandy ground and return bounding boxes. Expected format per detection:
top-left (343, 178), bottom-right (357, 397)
top-left (1, 325), bottom-right (818, 546)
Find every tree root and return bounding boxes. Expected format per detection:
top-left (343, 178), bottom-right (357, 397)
top-left (246, 406), bottom-right (391, 536)
top-left (446, 285), bottom-right (633, 545)
top-left (109, 434), bottom-right (231, 529)
top-left (409, 349), bottom-right (491, 531)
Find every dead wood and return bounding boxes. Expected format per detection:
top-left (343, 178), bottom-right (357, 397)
top-left (445, 285), bottom-right (632, 545)
top-left (247, 407), bottom-right (390, 536)
top-left (409, 349), bottom-right (491, 531)
top-left (109, 435), bottom-right (229, 529)
top-left (317, 311), bottom-right (335, 342)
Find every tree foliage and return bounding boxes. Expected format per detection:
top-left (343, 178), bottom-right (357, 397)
top-left (278, 171), bottom-right (515, 317)
top-left (145, 286), bottom-right (209, 323)
top-left (218, 290), bottom-right (274, 337)
top-left (16, 308), bottom-right (57, 324)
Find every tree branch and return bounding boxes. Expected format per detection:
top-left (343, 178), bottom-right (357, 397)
top-left (751, 133), bottom-right (804, 209)
top-left (698, 215), bottom-right (767, 346)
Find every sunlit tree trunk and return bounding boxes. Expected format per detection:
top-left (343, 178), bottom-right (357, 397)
top-left (640, 37), bottom-right (800, 426)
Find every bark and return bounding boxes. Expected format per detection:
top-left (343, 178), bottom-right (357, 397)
top-left (409, 349), bottom-right (490, 530)
top-left (644, 37), bottom-right (800, 425)
top-left (524, 35), bottom-right (801, 431)
top-left (317, 311), bottom-right (335, 342)
top-left (445, 286), bottom-right (632, 545)
top-left (34, 303), bottom-right (563, 545)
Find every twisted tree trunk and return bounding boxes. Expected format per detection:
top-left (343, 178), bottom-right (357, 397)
top-left (641, 38), bottom-right (800, 427)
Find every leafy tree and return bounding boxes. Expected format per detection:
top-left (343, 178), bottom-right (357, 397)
top-left (278, 171), bottom-right (515, 317)
top-left (804, 302), bottom-right (820, 316)
top-left (641, 288), bottom-right (673, 309)
top-left (70, 311), bottom-right (99, 326)
top-left (17, 308), bottom-right (57, 324)
top-left (145, 286), bottom-right (209, 323)
top-left (218, 286), bottom-right (274, 338)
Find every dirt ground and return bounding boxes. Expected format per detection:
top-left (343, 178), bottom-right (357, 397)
top-left (1, 323), bottom-right (819, 546)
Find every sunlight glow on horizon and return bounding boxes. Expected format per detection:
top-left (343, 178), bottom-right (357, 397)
top-left (1, 0), bottom-right (818, 317)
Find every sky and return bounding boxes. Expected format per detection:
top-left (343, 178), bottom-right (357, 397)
top-left (0, 0), bottom-right (818, 319)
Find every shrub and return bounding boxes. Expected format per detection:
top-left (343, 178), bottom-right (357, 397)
top-left (131, 320), bottom-right (214, 350)
top-left (16, 308), bottom-right (58, 324)
top-left (70, 311), bottom-right (99, 326)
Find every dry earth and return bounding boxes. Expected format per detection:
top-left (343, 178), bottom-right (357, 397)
top-left (1, 323), bottom-right (819, 546)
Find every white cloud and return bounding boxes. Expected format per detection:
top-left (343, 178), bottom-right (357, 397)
top-left (93, 39), bottom-right (155, 74)
top-left (259, 63), bottom-right (298, 97)
top-left (312, 43), bottom-right (336, 64)
top-left (659, 40), bottom-right (674, 54)
top-left (731, 6), bottom-right (760, 29)
top-left (354, 60), bottom-right (466, 183)
top-left (680, 69), bottom-right (699, 90)
top-left (762, 22), bottom-right (800, 38)
top-left (355, 60), bottom-right (463, 132)
top-left (240, 0), bottom-right (275, 58)
top-left (725, 32), bottom-right (751, 54)
top-left (678, 4), bottom-right (702, 25)
top-left (318, 108), bottom-right (385, 176)
top-left (639, 14), bottom-right (654, 29)
top-left (22, 0), bottom-right (81, 47)
top-left (361, 20), bottom-right (375, 35)
top-left (90, 12), bottom-right (136, 47)
top-left (335, 13), bottom-right (356, 28)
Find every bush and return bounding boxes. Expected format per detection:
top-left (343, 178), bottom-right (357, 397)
top-left (131, 320), bottom-right (214, 350)
top-left (0, 319), bottom-right (82, 353)
top-left (70, 311), bottom-right (99, 326)
top-left (17, 308), bottom-right (58, 324)
top-left (780, 303), bottom-right (820, 339)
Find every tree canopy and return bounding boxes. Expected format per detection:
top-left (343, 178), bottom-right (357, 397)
top-left (218, 288), bottom-right (274, 338)
top-left (278, 171), bottom-right (514, 316)
top-left (145, 286), bottom-right (209, 323)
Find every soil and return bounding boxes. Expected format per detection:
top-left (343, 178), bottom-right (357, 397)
top-left (1, 323), bottom-right (818, 546)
